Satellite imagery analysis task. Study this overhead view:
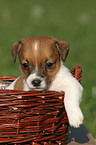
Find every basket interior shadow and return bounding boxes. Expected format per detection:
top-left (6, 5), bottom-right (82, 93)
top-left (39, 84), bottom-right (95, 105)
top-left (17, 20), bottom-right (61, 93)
top-left (0, 66), bottom-right (82, 145)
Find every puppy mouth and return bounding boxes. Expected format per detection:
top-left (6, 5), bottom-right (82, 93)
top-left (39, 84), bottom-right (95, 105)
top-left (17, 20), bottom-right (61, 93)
top-left (29, 87), bottom-right (47, 92)
top-left (26, 84), bottom-right (47, 92)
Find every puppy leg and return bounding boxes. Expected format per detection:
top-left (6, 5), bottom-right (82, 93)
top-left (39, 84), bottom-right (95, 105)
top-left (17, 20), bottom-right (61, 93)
top-left (49, 64), bottom-right (84, 128)
top-left (64, 79), bottom-right (84, 128)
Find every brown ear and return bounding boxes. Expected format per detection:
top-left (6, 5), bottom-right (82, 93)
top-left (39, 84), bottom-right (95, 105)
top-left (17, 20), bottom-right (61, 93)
top-left (12, 41), bottom-right (22, 63)
top-left (53, 38), bottom-right (69, 61)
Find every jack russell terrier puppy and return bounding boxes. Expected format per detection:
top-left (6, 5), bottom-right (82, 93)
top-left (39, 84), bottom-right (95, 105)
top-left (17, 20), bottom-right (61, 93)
top-left (7, 36), bottom-right (83, 128)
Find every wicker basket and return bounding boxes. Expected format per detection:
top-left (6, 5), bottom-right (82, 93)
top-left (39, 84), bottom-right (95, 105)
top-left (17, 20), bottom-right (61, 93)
top-left (0, 66), bottom-right (82, 145)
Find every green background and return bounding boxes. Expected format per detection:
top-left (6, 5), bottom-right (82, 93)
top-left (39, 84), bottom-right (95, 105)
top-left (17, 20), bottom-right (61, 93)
top-left (0, 0), bottom-right (96, 138)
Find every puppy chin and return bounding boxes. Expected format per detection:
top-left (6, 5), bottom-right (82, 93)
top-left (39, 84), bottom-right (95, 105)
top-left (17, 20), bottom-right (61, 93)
top-left (27, 87), bottom-right (46, 92)
top-left (25, 83), bottom-right (47, 92)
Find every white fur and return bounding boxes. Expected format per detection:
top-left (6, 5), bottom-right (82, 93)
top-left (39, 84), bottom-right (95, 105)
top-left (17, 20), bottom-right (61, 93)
top-left (6, 62), bottom-right (83, 128)
top-left (34, 41), bottom-right (38, 52)
top-left (33, 41), bottom-right (39, 71)
top-left (49, 62), bottom-right (83, 128)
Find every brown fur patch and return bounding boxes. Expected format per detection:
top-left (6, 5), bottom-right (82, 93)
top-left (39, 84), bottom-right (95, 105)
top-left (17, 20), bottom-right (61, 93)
top-left (14, 76), bottom-right (24, 90)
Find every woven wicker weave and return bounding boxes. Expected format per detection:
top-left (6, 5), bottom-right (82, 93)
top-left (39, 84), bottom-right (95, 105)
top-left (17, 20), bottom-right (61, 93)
top-left (0, 66), bottom-right (82, 145)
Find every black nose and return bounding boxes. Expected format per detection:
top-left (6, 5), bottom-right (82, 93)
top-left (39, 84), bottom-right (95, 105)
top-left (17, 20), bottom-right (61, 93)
top-left (32, 79), bottom-right (41, 87)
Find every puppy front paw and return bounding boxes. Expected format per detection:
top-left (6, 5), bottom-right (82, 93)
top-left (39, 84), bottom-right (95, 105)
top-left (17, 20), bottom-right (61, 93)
top-left (68, 108), bottom-right (84, 128)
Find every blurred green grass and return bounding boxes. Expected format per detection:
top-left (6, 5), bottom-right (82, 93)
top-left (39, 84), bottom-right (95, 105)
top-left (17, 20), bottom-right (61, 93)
top-left (0, 0), bottom-right (96, 138)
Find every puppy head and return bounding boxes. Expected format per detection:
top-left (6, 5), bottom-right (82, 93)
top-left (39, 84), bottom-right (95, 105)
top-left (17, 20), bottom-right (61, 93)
top-left (12, 36), bottom-right (69, 91)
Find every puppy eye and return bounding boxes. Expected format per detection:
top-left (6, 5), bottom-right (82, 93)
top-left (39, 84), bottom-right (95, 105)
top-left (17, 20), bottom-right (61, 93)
top-left (46, 62), bottom-right (54, 69)
top-left (22, 62), bottom-right (29, 69)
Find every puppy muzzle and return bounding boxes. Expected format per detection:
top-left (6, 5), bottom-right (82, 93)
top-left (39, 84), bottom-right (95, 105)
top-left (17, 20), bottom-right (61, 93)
top-left (26, 73), bottom-right (47, 91)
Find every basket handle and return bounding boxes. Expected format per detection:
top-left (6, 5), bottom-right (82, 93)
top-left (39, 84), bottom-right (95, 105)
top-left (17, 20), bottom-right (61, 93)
top-left (71, 66), bottom-right (82, 83)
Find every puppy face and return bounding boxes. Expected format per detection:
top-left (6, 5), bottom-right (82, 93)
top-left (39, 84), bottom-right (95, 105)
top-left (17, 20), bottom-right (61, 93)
top-left (12, 36), bottom-right (69, 91)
